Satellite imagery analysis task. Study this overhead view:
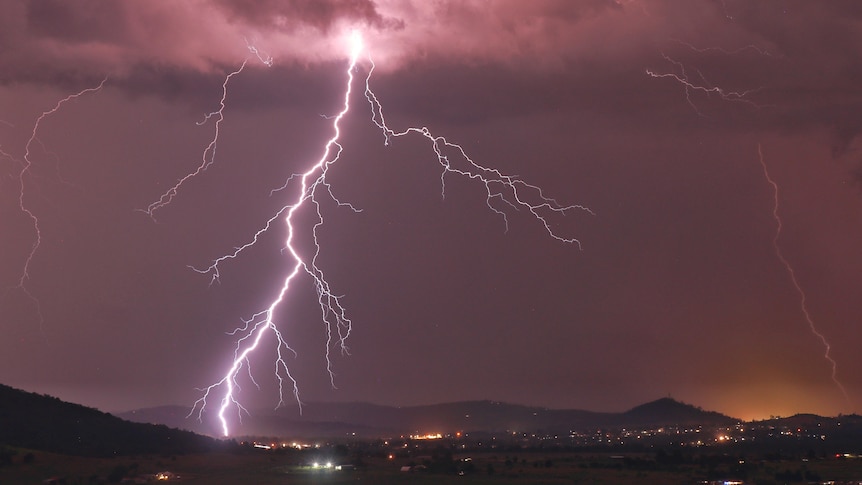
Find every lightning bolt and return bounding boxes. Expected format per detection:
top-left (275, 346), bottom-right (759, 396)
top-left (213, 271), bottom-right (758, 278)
top-left (141, 61), bottom-right (249, 218)
top-left (361, 62), bottom-right (593, 244)
top-left (189, 31), bottom-right (589, 437)
top-left (645, 53), bottom-right (762, 116)
top-left (670, 38), bottom-right (776, 58)
top-left (188, 33), bottom-right (364, 436)
top-left (142, 41), bottom-right (272, 219)
top-left (9, 78), bottom-right (107, 328)
top-left (757, 144), bottom-right (849, 404)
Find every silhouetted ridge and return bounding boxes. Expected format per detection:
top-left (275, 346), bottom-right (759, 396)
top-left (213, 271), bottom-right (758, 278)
top-left (0, 383), bottom-right (223, 457)
top-left (624, 397), bottom-right (734, 426)
top-left (121, 398), bottom-right (738, 437)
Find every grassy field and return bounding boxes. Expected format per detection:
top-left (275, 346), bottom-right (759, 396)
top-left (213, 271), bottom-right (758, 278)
top-left (3, 447), bottom-right (862, 484)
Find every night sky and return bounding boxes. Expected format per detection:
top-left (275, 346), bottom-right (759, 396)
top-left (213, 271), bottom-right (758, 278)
top-left (2, 1), bottom-right (861, 429)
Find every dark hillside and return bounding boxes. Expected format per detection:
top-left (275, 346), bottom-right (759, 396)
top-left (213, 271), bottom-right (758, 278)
top-left (120, 398), bottom-right (738, 438)
top-left (623, 397), bottom-right (736, 427)
top-left (0, 384), bottom-right (224, 457)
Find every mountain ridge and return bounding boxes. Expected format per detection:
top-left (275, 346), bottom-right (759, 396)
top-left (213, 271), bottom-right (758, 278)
top-left (0, 383), bottom-right (225, 457)
top-left (7, 381), bottom-right (855, 447)
top-left (118, 396), bottom-right (739, 438)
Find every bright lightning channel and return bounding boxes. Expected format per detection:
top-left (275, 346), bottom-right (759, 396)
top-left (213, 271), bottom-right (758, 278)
top-left (757, 144), bottom-right (849, 403)
top-left (10, 78), bottom-right (107, 328)
top-left (189, 31), bottom-right (590, 437)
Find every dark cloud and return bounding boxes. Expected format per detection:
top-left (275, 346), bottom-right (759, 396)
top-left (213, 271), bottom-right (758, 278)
top-left (27, 0), bottom-right (130, 44)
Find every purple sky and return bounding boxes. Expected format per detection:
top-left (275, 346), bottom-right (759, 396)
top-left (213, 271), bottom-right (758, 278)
top-left (2, 1), bottom-right (862, 428)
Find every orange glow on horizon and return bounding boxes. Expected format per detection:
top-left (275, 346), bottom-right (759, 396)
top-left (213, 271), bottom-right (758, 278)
top-left (687, 382), bottom-right (851, 422)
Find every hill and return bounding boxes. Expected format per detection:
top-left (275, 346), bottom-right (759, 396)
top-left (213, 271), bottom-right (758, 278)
top-left (622, 397), bottom-right (733, 426)
top-left (119, 397), bottom-right (738, 438)
top-left (0, 383), bottom-right (224, 457)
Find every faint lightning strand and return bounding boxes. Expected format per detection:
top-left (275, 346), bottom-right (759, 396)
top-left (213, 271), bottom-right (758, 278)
top-left (362, 60), bottom-right (593, 247)
top-left (190, 34), bottom-right (363, 437)
top-left (13, 78), bottom-right (107, 327)
top-left (143, 41), bottom-right (274, 218)
top-left (141, 60), bottom-right (249, 218)
top-left (757, 144), bottom-right (849, 403)
top-left (646, 53), bottom-right (761, 116)
top-left (1, 145), bottom-right (17, 173)
top-left (670, 38), bottom-right (775, 57)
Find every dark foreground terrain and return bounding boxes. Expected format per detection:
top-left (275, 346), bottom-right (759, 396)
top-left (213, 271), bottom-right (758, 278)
top-left (4, 383), bottom-right (862, 484)
top-left (4, 444), bottom-right (862, 484)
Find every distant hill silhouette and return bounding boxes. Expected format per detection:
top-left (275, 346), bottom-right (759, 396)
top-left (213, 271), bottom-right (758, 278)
top-left (119, 397), bottom-right (738, 438)
top-left (623, 397), bottom-right (733, 426)
top-left (0, 384), bottom-right (224, 457)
